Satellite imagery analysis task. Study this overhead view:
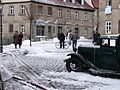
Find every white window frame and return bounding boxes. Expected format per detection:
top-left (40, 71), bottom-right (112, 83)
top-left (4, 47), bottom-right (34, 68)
top-left (105, 21), bottom-right (112, 34)
top-left (74, 11), bottom-right (79, 19)
top-left (57, 9), bottom-right (62, 17)
top-left (38, 5), bottom-right (43, 15)
top-left (106, 0), bottom-right (112, 6)
top-left (84, 13), bottom-right (88, 20)
top-left (66, 10), bottom-right (71, 18)
top-left (20, 24), bottom-right (25, 33)
top-left (9, 6), bottom-right (14, 15)
top-left (20, 5), bottom-right (26, 15)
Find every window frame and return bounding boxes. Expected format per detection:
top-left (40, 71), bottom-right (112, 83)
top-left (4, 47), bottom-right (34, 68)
top-left (57, 9), bottom-right (62, 17)
top-left (84, 12), bottom-right (88, 20)
top-left (48, 7), bottom-right (52, 16)
top-left (37, 5), bottom-right (44, 15)
top-left (66, 10), bottom-right (71, 18)
top-left (20, 24), bottom-right (25, 33)
top-left (19, 5), bottom-right (26, 15)
top-left (106, 0), bottom-right (112, 6)
top-left (74, 11), bottom-right (79, 19)
top-left (9, 24), bottom-right (14, 33)
top-left (105, 21), bottom-right (112, 34)
top-left (9, 6), bottom-right (14, 15)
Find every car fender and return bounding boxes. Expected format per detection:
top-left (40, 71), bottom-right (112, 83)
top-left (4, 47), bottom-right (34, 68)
top-left (65, 53), bottom-right (98, 70)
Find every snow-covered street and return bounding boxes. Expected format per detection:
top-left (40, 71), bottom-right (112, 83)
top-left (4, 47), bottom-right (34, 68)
top-left (0, 38), bottom-right (120, 90)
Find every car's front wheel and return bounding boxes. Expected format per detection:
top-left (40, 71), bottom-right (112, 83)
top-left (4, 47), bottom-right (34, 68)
top-left (66, 57), bottom-right (83, 72)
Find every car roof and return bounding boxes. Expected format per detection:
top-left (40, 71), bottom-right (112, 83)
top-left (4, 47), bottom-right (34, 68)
top-left (100, 35), bottom-right (120, 39)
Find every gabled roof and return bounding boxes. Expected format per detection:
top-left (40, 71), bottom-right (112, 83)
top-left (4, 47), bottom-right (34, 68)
top-left (33, 0), bottom-right (96, 11)
top-left (92, 0), bottom-right (99, 9)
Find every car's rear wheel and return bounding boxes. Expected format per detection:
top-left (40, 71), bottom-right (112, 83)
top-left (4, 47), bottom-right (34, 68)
top-left (66, 57), bottom-right (83, 72)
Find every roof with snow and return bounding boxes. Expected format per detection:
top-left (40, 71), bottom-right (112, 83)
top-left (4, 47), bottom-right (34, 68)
top-left (2, 0), bottom-right (98, 11)
top-left (33, 0), bottom-right (98, 10)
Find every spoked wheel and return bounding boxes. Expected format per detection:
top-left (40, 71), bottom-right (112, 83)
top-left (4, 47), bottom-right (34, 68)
top-left (55, 42), bottom-right (60, 49)
top-left (64, 41), bottom-right (69, 49)
top-left (66, 57), bottom-right (83, 72)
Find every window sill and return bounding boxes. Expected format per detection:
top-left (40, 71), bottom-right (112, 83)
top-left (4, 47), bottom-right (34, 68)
top-left (8, 14), bottom-right (15, 16)
top-left (18, 14), bottom-right (26, 16)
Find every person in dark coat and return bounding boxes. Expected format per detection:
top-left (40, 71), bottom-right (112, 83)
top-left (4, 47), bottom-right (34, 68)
top-left (13, 31), bottom-right (19, 49)
top-left (93, 31), bottom-right (100, 45)
top-left (58, 32), bottom-right (65, 49)
top-left (18, 32), bottom-right (23, 48)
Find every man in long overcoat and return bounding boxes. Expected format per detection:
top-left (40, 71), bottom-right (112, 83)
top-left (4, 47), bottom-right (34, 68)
top-left (13, 31), bottom-right (19, 49)
top-left (18, 32), bottom-right (23, 48)
top-left (58, 32), bottom-right (65, 49)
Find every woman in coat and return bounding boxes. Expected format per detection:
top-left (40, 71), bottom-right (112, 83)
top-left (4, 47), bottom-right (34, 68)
top-left (13, 31), bottom-right (19, 49)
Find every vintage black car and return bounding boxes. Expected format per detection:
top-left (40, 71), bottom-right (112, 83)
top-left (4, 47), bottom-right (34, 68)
top-left (65, 35), bottom-right (120, 78)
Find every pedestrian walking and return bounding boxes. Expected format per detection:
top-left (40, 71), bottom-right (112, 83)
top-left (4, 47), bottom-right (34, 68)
top-left (18, 32), bottom-right (23, 48)
top-left (71, 32), bottom-right (78, 50)
top-left (66, 30), bottom-right (73, 45)
top-left (58, 32), bottom-right (65, 49)
top-left (92, 31), bottom-right (100, 45)
top-left (13, 31), bottom-right (19, 49)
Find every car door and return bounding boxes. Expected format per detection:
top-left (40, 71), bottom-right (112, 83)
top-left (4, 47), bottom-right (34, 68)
top-left (100, 39), bottom-right (117, 70)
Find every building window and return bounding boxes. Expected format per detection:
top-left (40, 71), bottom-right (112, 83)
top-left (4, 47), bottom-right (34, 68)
top-left (118, 20), bottom-right (120, 34)
top-left (57, 9), bottom-right (62, 17)
top-left (53, 26), bottom-right (55, 33)
top-left (84, 12), bottom-right (88, 20)
top-left (106, 0), bottom-right (112, 6)
top-left (74, 11), bottom-right (79, 19)
top-left (20, 24), bottom-right (25, 33)
top-left (105, 21), bottom-right (112, 34)
top-left (48, 7), bottom-right (52, 16)
top-left (38, 5), bottom-right (43, 15)
top-left (20, 5), bottom-right (26, 15)
top-left (66, 10), bottom-right (71, 18)
top-left (84, 28), bottom-right (88, 36)
top-left (9, 6), bottom-right (14, 15)
top-left (58, 26), bottom-right (62, 33)
top-left (75, 28), bottom-right (79, 37)
top-left (9, 24), bottom-right (13, 33)
top-left (36, 26), bottom-right (45, 36)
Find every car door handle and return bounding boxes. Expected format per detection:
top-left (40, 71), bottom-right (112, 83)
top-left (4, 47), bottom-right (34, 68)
top-left (104, 52), bottom-right (113, 54)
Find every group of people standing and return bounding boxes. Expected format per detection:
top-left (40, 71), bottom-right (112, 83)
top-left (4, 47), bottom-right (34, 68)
top-left (58, 30), bottom-right (78, 50)
top-left (13, 31), bottom-right (23, 49)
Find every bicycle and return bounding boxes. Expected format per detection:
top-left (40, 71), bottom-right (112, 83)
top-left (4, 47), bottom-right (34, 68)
top-left (55, 41), bottom-right (70, 49)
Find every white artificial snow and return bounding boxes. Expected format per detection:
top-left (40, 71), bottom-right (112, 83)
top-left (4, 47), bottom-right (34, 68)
top-left (0, 37), bottom-right (120, 90)
top-left (0, 65), bottom-right (12, 81)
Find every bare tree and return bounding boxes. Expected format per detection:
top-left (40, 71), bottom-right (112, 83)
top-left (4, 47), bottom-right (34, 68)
top-left (24, 3), bottom-right (38, 46)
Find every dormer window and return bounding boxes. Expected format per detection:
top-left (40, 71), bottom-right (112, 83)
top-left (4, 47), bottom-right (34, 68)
top-left (106, 0), bottom-right (112, 6)
top-left (105, 0), bottom-right (112, 15)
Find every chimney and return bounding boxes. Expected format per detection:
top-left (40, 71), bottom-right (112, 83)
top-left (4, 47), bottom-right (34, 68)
top-left (63, 0), bottom-right (67, 2)
top-left (72, 0), bottom-right (75, 4)
top-left (81, 0), bottom-right (84, 6)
